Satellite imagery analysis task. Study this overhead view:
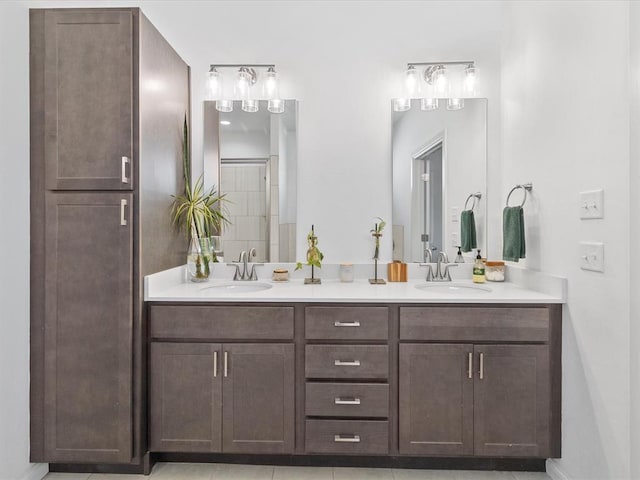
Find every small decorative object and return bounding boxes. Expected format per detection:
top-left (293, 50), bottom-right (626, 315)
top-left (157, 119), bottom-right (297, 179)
top-left (485, 261), bottom-right (505, 282)
top-left (387, 261), bottom-right (407, 282)
top-left (272, 269), bottom-right (289, 282)
top-left (339, 263), bottom-right (354, 283)
top-left (171, 116), bottom-right (229, 282)
top-left (296, 225), bottom-right (324, 285)
top-left (369, 217), bottom-right (387, 285)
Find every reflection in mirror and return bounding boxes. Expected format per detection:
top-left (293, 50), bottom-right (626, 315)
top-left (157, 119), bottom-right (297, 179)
top-left (392, 98), bottom-right (487, 263)
top-left (204, 100), bottom-right (297, 263)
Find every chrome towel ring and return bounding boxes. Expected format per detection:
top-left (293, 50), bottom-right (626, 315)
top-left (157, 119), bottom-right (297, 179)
top-left (506, 183), bottom-right (533, 208)
top-left (464, 192), bottom-right (482, 211)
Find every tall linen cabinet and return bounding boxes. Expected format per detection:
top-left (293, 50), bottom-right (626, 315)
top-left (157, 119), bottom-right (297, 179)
top-left (30, 8), bottom-right (190, 470)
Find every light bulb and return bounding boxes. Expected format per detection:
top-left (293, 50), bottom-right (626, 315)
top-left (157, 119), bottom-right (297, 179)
top-left (206, 67), bottom-right (222, 100)
top-left (393, 98), bottom-right (411, 112)
top-left (235, 68), bottom-right (251, 101)
top-left (447, 98), bottom-right (464, 110)
top-left (434, 67), bottom-right (448, 97)
top-left (421, 98), bottom-right (439, 111)
top-left (215, 99), bottom-right (233, 113)
top-left (464, 65), bottom-right (477, 97)
top-left (242, 99), bottom-right (259, 113)
top-left (404, 65), bottom-right (420, 98)
top-left (268, 98), bottom-right (284, 114)
top-left (263, 67), bottom-right (278, 99)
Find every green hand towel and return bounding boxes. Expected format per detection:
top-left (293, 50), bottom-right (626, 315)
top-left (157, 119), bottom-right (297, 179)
top-left (460, 210), bottom-right (477, 253)
top-left (503, 206), bottom-right (526, 262)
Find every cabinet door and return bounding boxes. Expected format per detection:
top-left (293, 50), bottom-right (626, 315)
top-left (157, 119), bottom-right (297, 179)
top-left (222, 344), bottom-right (295, 454)
top-left (44, 193), bottom-right (133, 463)
top-left (149, 343), bottom-right (222, 452)
top-left (399, 344), bottom-right (474, 456)
top-left (474, 345), bottom-right (550, 457)
top-left (44, 10), bottom-right (133, 190)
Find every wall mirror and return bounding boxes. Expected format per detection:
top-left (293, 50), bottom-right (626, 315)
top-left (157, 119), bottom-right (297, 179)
top-left (391, 98), bottom-right (487, 263)
top-left (204, 100), bottom-right (298, 263)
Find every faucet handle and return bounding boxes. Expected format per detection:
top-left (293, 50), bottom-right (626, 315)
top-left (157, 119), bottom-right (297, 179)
top-left (419, 263), bottom-right (434, 282)
top-left (443, 263), bottom-right (458, 281)
top-left (227, 263), bottom-right (242, 281)
top-left (248, 263), bottom-right (264, 281)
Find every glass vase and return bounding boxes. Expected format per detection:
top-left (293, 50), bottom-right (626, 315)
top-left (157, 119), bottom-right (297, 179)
top-left (187, 237), bottom-right (212, 282)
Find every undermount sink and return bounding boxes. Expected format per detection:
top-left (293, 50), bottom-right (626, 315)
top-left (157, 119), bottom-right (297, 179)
top-left (415, 282), bottom-right (492, 294)
top-left (201, 282), bottom-right (273, 294)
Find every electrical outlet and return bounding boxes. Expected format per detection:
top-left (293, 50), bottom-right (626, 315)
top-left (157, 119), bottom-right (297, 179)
top-left (451, 207), bottom-right (459, 222)
top-left (580, 189), bottom-right (604, 219)
top-left (580, 241), bottom-right (604, 272)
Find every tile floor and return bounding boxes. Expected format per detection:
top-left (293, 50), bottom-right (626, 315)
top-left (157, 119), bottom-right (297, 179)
top-left (44, 463), bottom-right (552, 480)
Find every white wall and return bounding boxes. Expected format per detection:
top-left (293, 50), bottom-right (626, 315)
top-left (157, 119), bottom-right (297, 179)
top-left (501, 2), bottom-right (631, 479)
top-left (219, 131), bottom-right (270, 159)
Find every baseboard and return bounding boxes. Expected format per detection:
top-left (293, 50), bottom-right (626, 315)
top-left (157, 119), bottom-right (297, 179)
top-left (546, 459), bottom-right (570, 480)
top-left (19, 463), bottom-right (48, 480)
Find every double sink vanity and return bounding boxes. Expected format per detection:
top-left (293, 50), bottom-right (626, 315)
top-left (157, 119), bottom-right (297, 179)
top-left (143, 264), bottom-right (563, 470)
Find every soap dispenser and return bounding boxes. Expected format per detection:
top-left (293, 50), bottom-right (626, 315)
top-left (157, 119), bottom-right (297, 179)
top-left (473, 249), bottom-right (486, 283)
top-left (455, 246), bottom-right (465, 263)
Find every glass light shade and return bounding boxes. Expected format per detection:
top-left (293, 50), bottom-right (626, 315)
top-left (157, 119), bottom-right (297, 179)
top-left (263, 68), bottom-right (279, 99)
top-left (447, 98), bottom-right (464, 110)
top-left (242, 99), bottom-right (259, 113)
top-left (206, 68), bottom-right (222, 100)
top-left (393, 98), bottom-right (411, 112)
top-left (433, 67), bottom-right (449, 97)
top-left (235, 69), bottom-right (252, 101)
top-left (463, 65), bottom-right (478, 97)
top-left (215, 99), bottom-right (233, 112)
top-left (268, 98), bottom-right (285, 114)
top-left (421, 98), bottom-right (439, 111)
top-left (404, 65), bottom-right (421, 98)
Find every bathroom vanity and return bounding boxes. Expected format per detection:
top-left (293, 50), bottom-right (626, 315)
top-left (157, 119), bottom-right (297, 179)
top-left (141, 268), bottom-right (563, 472)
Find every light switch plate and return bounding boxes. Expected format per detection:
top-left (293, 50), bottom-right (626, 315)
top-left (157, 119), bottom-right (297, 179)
top-left (580, 241), bottom-right (604, 272)
top-left (451, 207), bottom-right (459, 222)
top-left (580, 189), bottom-right (604, 219)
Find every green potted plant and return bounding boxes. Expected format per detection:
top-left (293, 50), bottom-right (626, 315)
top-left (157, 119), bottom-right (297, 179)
top-left (171, 117), bottom-right (228, 282)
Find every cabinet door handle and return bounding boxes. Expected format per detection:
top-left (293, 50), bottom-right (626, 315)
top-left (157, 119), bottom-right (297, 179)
top-left (224, 351), bottom-right (228, 377)
top-left (334, 434), bottom-right (360, 443)
top-left (334, 321), bottom-right (360, 327)
top-left (120, 199), bottom-right (128, 226)
top-left (335, 397), bottom-right (361, 405)
top-left (213, 351), bottom-right (218, 378)
top-left (121, 156), bottom-right (130, 184)
top-left (479, 352), bottom-right (484, 380)
top-left (468, 352), bottom-right (473, 379)
top-left (334, 360), bottom-right (360, 367)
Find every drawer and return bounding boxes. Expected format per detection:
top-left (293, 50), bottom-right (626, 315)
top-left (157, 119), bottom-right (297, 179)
top-left (305, 419), bottom-right (388, 454)
top-left (306, 383), bottom-right (389, 418)
top-left (305, 306), bottom-right (388, 340)
top-left (400, 306), bottom-right (550, 342)
top-left (305, 345), bottom-right (388, 380)
top-left (149, 305), bottom-right (294, 340)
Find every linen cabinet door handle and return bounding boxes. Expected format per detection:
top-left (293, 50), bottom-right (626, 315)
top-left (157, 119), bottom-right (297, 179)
top-left (334, 321), bottom-right (360, 327)
top-left (334, 360), bottom-right (361, 367)
top-left (121, 156), bottom-right (130, 184)
top-left (213, 351), bottom-right (218, 378)
top-left (224, 351), bottom-right (228, 377)
top-left (335, 397), bottom-right (361, 405)
top-left (120, 199), bottom-right (128, 226)
top-left (468, 352), bottom-right (473, 379)
top-left (334, 434), bottom-right (360, 443)
top-left (479, 352), bottom-right (484, 380)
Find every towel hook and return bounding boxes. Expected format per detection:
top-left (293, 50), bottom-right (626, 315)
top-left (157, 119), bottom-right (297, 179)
top-left (464, 192), bottom-right (482, 211)
top-left (506, 183), bottom-right (533, 208)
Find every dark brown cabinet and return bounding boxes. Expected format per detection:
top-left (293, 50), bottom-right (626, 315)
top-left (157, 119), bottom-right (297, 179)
top-left (43, 10), bottom-right (133, 191)
top-left (399, 344), bottom-right (474, 456)
top-left (44, 192), bottom-right (133, 463)
top-left (149, 343), bottom-right (295, 455)
top-left (31, 7), bottom-right (190, 468)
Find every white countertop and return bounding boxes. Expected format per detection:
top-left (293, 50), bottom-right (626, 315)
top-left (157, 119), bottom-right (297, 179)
top-left (145, 264), bottom-right (565, 304)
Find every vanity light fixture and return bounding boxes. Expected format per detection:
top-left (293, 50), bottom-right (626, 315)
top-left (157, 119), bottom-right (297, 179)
top-left (393, 61), bottom-right (478, 112)
top-left (206, 64), bottom-right (285, 114)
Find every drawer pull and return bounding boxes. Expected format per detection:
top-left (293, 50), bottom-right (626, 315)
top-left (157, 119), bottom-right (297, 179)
top-left (334, 434), bottom-right (360, 443)
top-left (334, 321), bottom-right (361, 327)
top-left (334, 360), bottom-right (361, 367)
top-left (213, 351), bottom-right (218, 378)
top-left (335, 397), bottom-right (361, 405)
top-left (479, 352), bottom-right (484, 380)
top-left (121, 156), bottom-right (130, 184)
top-left (468, 352), bottom-right (473, 379)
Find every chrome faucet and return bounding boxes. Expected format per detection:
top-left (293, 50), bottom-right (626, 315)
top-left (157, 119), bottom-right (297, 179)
top-left (227, 248), bottom-right (263, 281)
top-left (419, 249), bottom-right (434, 281)
top-left (433, 251), bottom-right (457, 282)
